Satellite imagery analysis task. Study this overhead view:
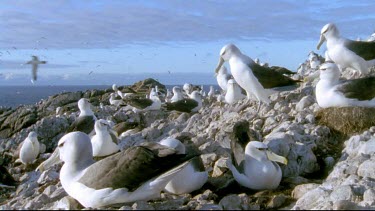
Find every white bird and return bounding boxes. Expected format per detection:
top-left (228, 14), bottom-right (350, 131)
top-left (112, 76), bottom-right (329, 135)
top-left (316, 62), bottom-right (375, 108)
top-left (225, 79), bottom-right (246, 104)
top-left (91, 119), bottom-right (119, 157)
top-left (227, 141), bottom-right (287, 190)
top-left (183, 83), bottom-right (193, 96)
top-left (207, 86), bottom-right (215, 99)
top-left (170, 86), bottom-right (184, 103)
top-left (125, 92), bottom-right (161, 111)
top-left (159, 137), bottom-right (208, 194)
top-left (112, 84), bottom-right (118, 92)
top-left (26, 55), bottom-right (46, 83)
top-left (216, 65), bottom-right (232, 92)
top-left (47, 131), bottom-right (194, 208)
top-left (317, 23), bottom-right (375, 75)
top-left (215, 44), bottom-right (275, 108)
top-left (310, 56), bottom-right (321, 69)
top-left (165, 91), bottom-right (203, 113)
top-left (19, 132), bottom-right (40, 165)
top-left (165, 89), bottom-right (172, 102)
top-left (109, 93), bottom-right (125, 107)
top-left (56, 107), bottom-right (63, 117)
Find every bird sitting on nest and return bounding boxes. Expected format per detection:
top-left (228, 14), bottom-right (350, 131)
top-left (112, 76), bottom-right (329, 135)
top-left (164, 90), bottom-right (203, 113)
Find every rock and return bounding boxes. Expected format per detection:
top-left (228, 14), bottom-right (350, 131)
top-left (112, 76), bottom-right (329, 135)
top-left (292, 183), bottom-right (320, 199)
top-left (363, 189), bottom-right (375, 205)
top-left (358, 159), bottom-right (375, 179)
top-left (212, 157), bottom-right (228, 177)
top-left (293, 187), bottom-right (331, 210)
top-left (37, 169), bottom-right (59, 185)
top-left (329, 185), bottom-right (355, 202)
top-left (132, 201), bottom-right (155, 210)
top-left (219, 194), bottom-right (242, 210)
top-left (296, 96), bottom-right (315, 111)
top-left (266, 194), bottom-right (287, 209)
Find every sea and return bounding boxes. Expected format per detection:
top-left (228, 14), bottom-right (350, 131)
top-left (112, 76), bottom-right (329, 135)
top-left (0, 85), bottom-right (219, 108)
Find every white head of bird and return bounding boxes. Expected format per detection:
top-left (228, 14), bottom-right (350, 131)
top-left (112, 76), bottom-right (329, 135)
top-left (319, 62), bottom-right (341, 83)
top-left (173, 86), bottom-right (181, 94)
top-left (94, 119), bottom-right (110, 134)
top-left (159, 138), bottom-right (186, 154)
top-left (58, 132), bottom-right (94, 167)
top-left (78, 98), bottom-right (94, 117)
top-left (317, 23), bottom-right (339, 50)
top-left (246, 141), bottom-right (287, 165)
top-left (183, 83), bottom-right (192, 94)
top-left (112, 84), bottom-right (118, 91)
top-left (215, 44), bottom-right (242, 74)
top-left (190, 90), bottom-right (202, 101)
top-left (28, 131), bottom-right (38, 141)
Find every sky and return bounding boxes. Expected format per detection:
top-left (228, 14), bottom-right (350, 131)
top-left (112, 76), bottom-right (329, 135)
top-left (0, 0), bottom-right (374, 86)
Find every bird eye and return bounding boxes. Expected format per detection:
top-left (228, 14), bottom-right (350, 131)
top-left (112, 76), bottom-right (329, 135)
top-left (58, 142), bottom-right (65, 148)
top-left (258, 147), bottom-right (268, 151)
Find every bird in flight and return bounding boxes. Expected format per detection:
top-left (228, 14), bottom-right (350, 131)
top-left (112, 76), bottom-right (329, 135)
top-left (26, 56), bottom-right (47, 83)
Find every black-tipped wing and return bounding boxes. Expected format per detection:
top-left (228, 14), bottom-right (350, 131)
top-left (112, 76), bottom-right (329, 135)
top-left (125, 98), bottom-right (153, 109)
top-left (113, 122), bottom-right (139, 135)
top-left (230, 121), bottom-right (250, 169)
top-left (336, 77), bottom-right (375, 101)
top-left (249, 63), bottom-right (299, 88)
top-left (190, 156), bottom-right (206, 172)
top-left (345, 40), bottom-right (375, 61)
top-left (67, 115), bottom-right (95, 134)
top-left (78, 142), bottom-right (196, 191)
top-left (164, 99), bottom-right (198, 113)
top-left (270, 66), bottom-right (295, 75)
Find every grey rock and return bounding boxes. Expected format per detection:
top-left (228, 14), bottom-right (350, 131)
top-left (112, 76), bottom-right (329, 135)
top-left (267, 194), bottom-right (287, 209)
top-left (363, 189), bottom-right (375, 205)
top-left (292, 183), bottom-right (320, 199)
top-left (37, 169), bottom-right (59, 185)
top-left (53, 196), bottom-right (82, 210)
top-left (358, 159), bottom-right (375, 179)
top-left (219, 194), bottom-right (242, 210)
top-left (296, 96), bottom-right (315, 111)
top-left (132, 201), bottom-right (155, 210)
top-left (329, 185), bottom-right (355, 202)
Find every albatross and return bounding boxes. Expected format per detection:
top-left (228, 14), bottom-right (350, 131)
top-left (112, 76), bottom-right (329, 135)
top-left (91, 119), bottom-right (119, 157)
top-left (170, 86), bottom-right (184, 103)
top-left (316, 62), bottom-right (375, 108)
top-left (317, 23), bottom-right (375, 76)
top-left (164, 91), bottom-right (202, 113)
top-left (225, 79), bottom-right (246, 104)
top-left (226, 140), bottom-right (287, 190)
top-left (19, 131), bottom-right (40, 165)
top-left (26, 55), bottom-right (46, 83)
top-left (124, 92), bottom-right (161, 112)
top-left (51, 131), bottom-right (195, 208)
top-left (216, 65), bottom-right (232, 92)
top-left (159, 137), bottom-right (208, 194)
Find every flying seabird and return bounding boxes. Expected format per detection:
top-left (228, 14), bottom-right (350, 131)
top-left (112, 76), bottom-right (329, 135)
top-left (164, 90), bottom-right (202, 113)
top-left (216, 65), bottom-right (232, 92)
top-left (19, 131), bottom-right (40, 165)
top-left (170, 86), bottom-right (184, 103)
top-left (159, 137), bottom-right (208, 194)
top-left (225, 79), bottom-right (246, 104)
top-left (227, 138), bottom-right (287, 190)
top-left (316, 62), bottom-right (375, 108)
top-left (47, 131), bottom-right (196, 208)
top-left (317, 23), bottom-right (375, 75)
top-left (26, 55), bottom-right (46, 83)
top-left (91, 119), bottom-right (119, 157)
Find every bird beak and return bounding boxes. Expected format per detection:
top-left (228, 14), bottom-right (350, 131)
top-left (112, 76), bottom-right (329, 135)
top-left (266, 150), bottom-right (288, 165)
top-left (36, 148), bottom-right (61, 172)
top-left (317, 34), bottom-right (326, 50)
top-left (215, 57), bottom-right (225, 74)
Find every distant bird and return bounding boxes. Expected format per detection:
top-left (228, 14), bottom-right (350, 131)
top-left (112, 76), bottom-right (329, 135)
top-left (42, 131), bottom-right (196, 208)
top-left (225, 79), bottom-right (246, 104)
top-left (88, 71), bottom-right (94, 75)
top-left (125, 92), bottom-right (161, 112)
top-left (19, 131), bottom-right (40, 165)
top-left (317, 23), bottom-right (375, 75)
top-left (56, 107), bottom-right (63, 117)
top-left (91, 119), bottom-right (119, 157)
top-left (215, 65), bottom-right (232, 92)
top-left (159, 137), bottom-right (208, 194)
top-left (170, 86), bottom-right (184, 103)
top-left (183, 83), bottom-right (193, 96)
top-left (207, 86), bottom-right (215, 99)
top-left (164, 91), bottom-right (202, 113)
top-left (316, 62), bottom-right (375, 108)
top-left (109, 93), bottom-right (126, 107)
top-left (165, 89), bottom-right (172, 102)
top-left (26, 56), bottom-right (46, 83)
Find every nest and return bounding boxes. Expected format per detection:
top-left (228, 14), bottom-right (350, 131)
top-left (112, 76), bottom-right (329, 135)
top-left (315, 107), bottom-right (375, 136)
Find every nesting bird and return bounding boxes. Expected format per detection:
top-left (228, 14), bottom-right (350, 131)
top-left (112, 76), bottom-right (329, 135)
top-left (51, 132), bottom-right (196, 208)
top-left (164, 90), bottom-right (203, 113)
top-left (170, 86), bottom-right (184, 103)
top-left (225, 79), bottom-right (246, 104)
top-left (215, 65), bottom-right (232, 92)
top-left (159, 137), bottom-right (208, 194)
top-left (91, 119), bottom-right (119, 157)
top-left (125, 92), bottom-right (161, 112)
top-left (317, 23), bottom-right (375, 75)
top-left (19, 131), bottom-right (40, 165)
top-left (316, 62), bottom-right (375, 108)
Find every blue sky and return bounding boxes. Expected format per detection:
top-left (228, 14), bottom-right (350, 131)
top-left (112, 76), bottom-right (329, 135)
top-left (0, 0), bottom-right (374, 85)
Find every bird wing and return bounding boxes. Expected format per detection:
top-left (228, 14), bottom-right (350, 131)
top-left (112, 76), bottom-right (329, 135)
top-left (78, 142), bottom-right (195, 191)
top-left (230, 121), bottom-right (250, 171)
top-left (345, 40), bottom-right (375, 61)
top-left (125, 98), bottom-right (153, 109)
top-left (67, 115), bottom-right (96, 134)
top-left (164, 99), bottom-right (198, 113)
top-left (113, 122), bottom-right (139, 136)
top-left (270, 66), bottom-right (294, 75)
top-left (336, 77), bottom-right (375, 101)
top-left (249, 62), bottom-right (299, 88)
top-left (32, 65), bottom-right (38, 81)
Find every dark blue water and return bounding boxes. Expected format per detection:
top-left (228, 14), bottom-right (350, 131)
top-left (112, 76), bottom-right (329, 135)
top-left (0, 85), bottom-right (110, 108)
top-left (0, 85), bottom-right (220, 108)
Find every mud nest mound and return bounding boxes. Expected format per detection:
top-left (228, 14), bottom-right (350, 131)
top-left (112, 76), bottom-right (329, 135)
top-left (315, 107), bottom-right (375, 136)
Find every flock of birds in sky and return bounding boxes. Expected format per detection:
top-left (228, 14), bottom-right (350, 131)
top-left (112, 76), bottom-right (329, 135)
top-left (4, 22), bottom-right (375, 208)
